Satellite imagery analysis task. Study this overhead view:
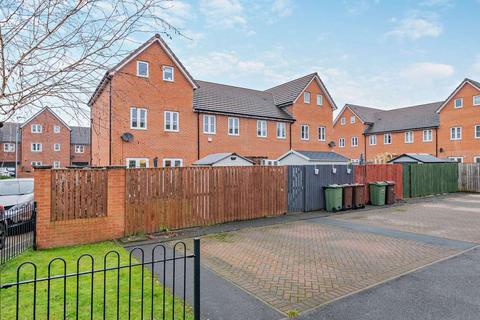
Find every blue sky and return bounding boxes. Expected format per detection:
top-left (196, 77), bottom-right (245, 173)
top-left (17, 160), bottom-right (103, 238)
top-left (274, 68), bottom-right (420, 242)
top-left (137, 0), bottom-right (480, 116)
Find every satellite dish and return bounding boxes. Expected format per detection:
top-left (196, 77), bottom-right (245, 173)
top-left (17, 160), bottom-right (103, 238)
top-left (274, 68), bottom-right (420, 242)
top-left (328, 141), bottom-right (336, 148)
top-left (121, 132), bottom-right (134, 142)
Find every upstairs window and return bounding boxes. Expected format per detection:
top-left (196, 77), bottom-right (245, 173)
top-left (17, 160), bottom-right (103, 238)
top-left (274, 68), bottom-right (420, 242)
top-left (257, 120), bottom-right (267, 137)
top-left (369, 135), bottom-right (377, 145)
top-left (423, 129), bottom-right (433, 142)
top-left (75, 145), bottom-right (85, 153)
top-left (351, 136), bottom-right (358, 147)
top-left (3, 143), bottom-right (14, 152)
top-left (163, 66), bottom-right (174, 82)
top-left (316, 94), bottom-right (323, 106)
top-left (475, 125), bottom-right (480, 139)
top-left (474, 95), bottom-right (480, 106)
top-left (54, 125), bottom-right (60, 133)
top-left (127, 158), bottom-right (149, 168)
top-left (405, 131), bottom-right (414, 143)
top-left (303, 92), bottom-right (311, 103)
top-left (384, 133), bottom-right (392, 144)
top-left (341, 117), bottom-right (346, 125)
top-left (31, 161), bottom-right (42, 167)
top-left (454, 98), bottom-right (463, 108)
top-left (164, 111), bottom-right (179, 132)
top-left (228, 117), bottom-right (240, 136)
top-left (203, 115), bottom-right (216, 134)
top-left (450, 127), bottom-right (462, 140)
top-left (318, 126), bottom-right (326, 141)
top-left (339, 138), bottom-right (345, 147)
top-left (53, 161), bottom-right (60, 169)
top-left (276, 122), bottom-right (286, 139)
top-left (31, 143), bottom-right (42, 152)
top-left (31, 124), bottom-right (42, 133)
top-left (301, 125), bottom-right (310, 140)
top-left (130, 107), bottom-right (147, 129)
top-left (54, 143), bottom-right (61, 151)
top-left (163, 158), bottom-right (182, 167)
top-left (350, 116), bottom-right (356, 124)
top-left (136, 61), bottom-right (149, 77)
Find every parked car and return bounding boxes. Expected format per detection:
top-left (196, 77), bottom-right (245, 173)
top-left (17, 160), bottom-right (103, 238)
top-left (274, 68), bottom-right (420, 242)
top-left (0, 178), bottom-right (34, 249)
top-left (0, 167), bottom-right (15, 177)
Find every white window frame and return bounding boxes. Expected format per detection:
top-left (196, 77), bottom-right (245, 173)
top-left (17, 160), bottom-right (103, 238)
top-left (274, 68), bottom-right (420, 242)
top-left (475, 125), bottom-right (480, 139)
top-left (75, 145), bottom-right (85, 153)
top-left (318, 126), bottom-right (326, 141)
top-left (136, 61), bottom-right (149, 78)
top-left (474, 95), bottom-right (480, 106)
top-left (303, 92), bottom-right (311, 104)
top-left (53, 161), bottom-right (60, 169)
top-left (257, 120), bottom-right (267, 137)
top-left (450, 127), bottom-right (462, 140)
top-left (454, 98), bottom-right (463, 109)
top-left (369, 135), bottom-right (377, 146)
top-left (341, 117), bottom-right (346, 125)
top-left (163, 158), bottom-right (183, 167)
top-left (203, 115), bottom-right (216, 134)
top-left (448, 156), bottom-right (464, 163)
top-left (339, 137), bottom-right (345, 148)
top-left (351, 136), bottom-right (358, 147)
top-left (423, 129), bottom-right (433, 142)
top-left (162, 66), bottom-right (174, 82)
top-left (300, 125), bottom-right (310, 140)
top-left (164, 111), bottom-right (179, 132)
top-left (31, 161), bottom-right (42, 167)
top-left (474, 156), bottom-right (480, 164)
top-left (228, 117), bottom-right (240, 136)
top-left (350, 116), bottom-right (356, 124)
top-left (31, 124), bottom-right (42, 133)
top-left (384, 133), bottom-right (392, 145)
top-left (316, 94), bottom-right (323, 106)
top-left (54, 143), bottom-right (61, 151)
top-left (130, 107), bottom-right (148, 130)
top-left (404, 131), bottom-right (414, 144)
top-left (31, 143), bottom-right (42, 152)
top-left (126, 158), bottom-right (149, 168)
top-left (3, 143), bottom-right (14, 152)
top-left (276, 122), bottom-right (286, 139)
top-left (54, 125), bottom-right (61, 133)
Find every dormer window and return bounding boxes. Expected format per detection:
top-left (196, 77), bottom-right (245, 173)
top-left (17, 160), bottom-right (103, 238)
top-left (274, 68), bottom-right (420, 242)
top-left (303, 92), bottom-right (311, 104)
top-left (31, 124), bottom-right (42, 133)
top-left (136, 61), bottom-right (149, 77)
top-left (163, 66), bottom-right (174, 82)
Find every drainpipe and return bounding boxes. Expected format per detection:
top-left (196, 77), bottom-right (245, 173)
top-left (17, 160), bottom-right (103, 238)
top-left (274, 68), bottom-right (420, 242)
top-left (197, 112), bottom-right (200, 160)
top-left (435, 128), bottom-right (439, 157)
top-left (363, 134), bottom-right (367, 164)
top-left (289, 122), bottom-right (292, 150)
top-left (109, 81), bottom-right (112, 166)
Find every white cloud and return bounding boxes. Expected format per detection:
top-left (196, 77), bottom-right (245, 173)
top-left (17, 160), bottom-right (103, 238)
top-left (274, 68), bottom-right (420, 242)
top-left (387, 17), bottom-right (442, 40)
top-left (401, 62), bottom-right (454, 82)
top-left (272, 0), bottom-right (294, 17)
top-left (420, 0), bottom-right (455, 8)
top-left (199, 0), bottom-right (246, 29)
top-left (155, 1), bottom-right (194, 28)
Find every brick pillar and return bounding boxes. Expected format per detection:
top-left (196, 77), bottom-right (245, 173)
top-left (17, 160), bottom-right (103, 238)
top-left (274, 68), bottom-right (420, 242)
top-left (33, 166), bottom-right (53, 249)
top-left (106, 166), bottom-right (126, 238)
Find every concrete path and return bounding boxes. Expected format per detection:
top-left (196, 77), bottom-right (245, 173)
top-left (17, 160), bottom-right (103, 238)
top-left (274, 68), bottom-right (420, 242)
top-left (297, 246), bottom-right (480, 320)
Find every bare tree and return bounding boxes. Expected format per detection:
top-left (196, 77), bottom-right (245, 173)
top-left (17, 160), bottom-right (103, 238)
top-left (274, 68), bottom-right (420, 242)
top-left (0, 0), bottom-right (183, 123)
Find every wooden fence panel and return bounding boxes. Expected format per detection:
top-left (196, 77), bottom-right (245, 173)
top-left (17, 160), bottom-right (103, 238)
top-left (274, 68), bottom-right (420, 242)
top-left (125, 166), bottom-right (288, 235)
top-left (354, 164), bottom-right (403, 203)
top-left (405, 163), bottom-right (458, 198)
top-left (458, 163), bottom-right (480, 192)
top-left (51, 169), bottom-right (108, 221)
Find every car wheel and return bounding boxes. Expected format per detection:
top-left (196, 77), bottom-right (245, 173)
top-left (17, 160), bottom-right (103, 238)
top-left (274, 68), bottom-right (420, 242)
top-left (0, 222), bottom-right (6, 250)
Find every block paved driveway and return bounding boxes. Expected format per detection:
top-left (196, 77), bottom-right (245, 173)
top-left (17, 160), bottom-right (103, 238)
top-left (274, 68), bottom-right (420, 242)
top-left (138, 193), bottom-right (480, 319)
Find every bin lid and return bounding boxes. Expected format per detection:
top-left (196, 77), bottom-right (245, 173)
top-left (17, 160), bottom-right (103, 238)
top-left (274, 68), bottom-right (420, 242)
top-left (325, 184), bottom-right (341, 188)
top-left (369, 181), bottom-right (388, 186)
top-left (350, 183), bottom-right (365, 187)
top-left (385, 180), bottom-right (396, 185)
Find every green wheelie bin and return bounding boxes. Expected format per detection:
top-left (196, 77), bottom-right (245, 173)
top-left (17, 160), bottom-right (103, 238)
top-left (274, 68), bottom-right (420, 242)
top-left (369, 181), bottom-right (387, 206)
top-left (324, 184), bottom-right (343, 212)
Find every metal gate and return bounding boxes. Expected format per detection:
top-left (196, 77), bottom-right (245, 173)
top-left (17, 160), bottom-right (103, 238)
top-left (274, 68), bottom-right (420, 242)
top-left (288, 166), bottom-right (305, 212)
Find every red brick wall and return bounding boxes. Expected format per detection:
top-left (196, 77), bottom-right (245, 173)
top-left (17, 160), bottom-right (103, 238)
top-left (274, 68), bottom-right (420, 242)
top-left (437, 82), bottom-right (480, 162)
top-left (20, 110), bottom-right (71, 172)
top-left (70, 144), bottom-right (91, 165)
top-left (0, 142), bottom-right (19, 163)
top-left (199, 113), bottom-right (291, 159)
top-left (91, 83), bottom-right (111, 166)
top-left (333, 107), bottom-right (367, 161)
top-left (34, 167), bottom-right (125, 249)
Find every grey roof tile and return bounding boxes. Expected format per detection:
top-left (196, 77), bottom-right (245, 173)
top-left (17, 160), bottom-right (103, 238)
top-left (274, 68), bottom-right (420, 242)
top-left (193, 152), bottom-right (253, 165)
top-left (347, 104), bottom-right (382, 123)
top-left (0, 122), bottom-right (20, 142)
top-left (364, 101), bottom-right (442, 134)
top-left (295, 150), bottom-right (350, 162)
top-left (193, 80), bottom-right (294, 120)
top-left (389, 153), bottom-right (453, 163)
top-left (265, 73), bottom-right (317, 106)
top-left (71, 126), bottom-right (90, 144)
top-left (467, 78), bottom-right (480, 89)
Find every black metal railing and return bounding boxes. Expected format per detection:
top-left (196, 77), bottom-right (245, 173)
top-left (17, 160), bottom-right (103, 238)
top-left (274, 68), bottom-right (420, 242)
top-left (0, 202), bottom-right (36, 265)
top-left (0, 239), bottom-right (201, 320)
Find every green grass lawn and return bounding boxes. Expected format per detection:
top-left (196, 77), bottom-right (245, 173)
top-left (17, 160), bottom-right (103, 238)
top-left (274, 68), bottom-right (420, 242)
top-left (0, 242), bottom-right (193, 319)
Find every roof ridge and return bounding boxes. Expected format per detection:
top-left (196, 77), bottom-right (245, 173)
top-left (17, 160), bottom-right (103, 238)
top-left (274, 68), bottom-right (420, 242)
top-left (196, 80), bottom-right (272, 95)
top-left (265, 72), bottom-right (317, 91)
top-left (377, 101), bottom-right (443, 113)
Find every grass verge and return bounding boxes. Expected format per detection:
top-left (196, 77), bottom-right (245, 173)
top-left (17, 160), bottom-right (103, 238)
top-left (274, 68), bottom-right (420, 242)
top-left (0, 241), bottom-right (192, 319)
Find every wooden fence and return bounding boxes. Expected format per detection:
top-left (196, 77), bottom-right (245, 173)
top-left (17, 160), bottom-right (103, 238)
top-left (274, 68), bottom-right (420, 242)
top-left (354, 164), bottom-right (403, 203)
top-left (403, 163), bottom-right (458, 198)
top-left (51, 169), bottom-right (108, 221)
top-left (125, 166), bottom-right (288, 235)
top-left (458, 163), bottom-right (480, 192)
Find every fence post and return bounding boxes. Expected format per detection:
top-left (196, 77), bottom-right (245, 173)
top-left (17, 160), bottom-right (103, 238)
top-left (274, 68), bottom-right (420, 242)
top-left (32, 202), bottom-right (37, 250)
top-left (193, 238), bottom-right (201, 320)
top-left (33, 166), bottom-right (52, 249)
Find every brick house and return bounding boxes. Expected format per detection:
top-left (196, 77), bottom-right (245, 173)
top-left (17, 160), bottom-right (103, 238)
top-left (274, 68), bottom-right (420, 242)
top-left (0, 107), bottom-right (91, 175)
top-left (333, 78), bottom-right (480, 163)
top-left (89, 34), bottom-right (337, 167)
